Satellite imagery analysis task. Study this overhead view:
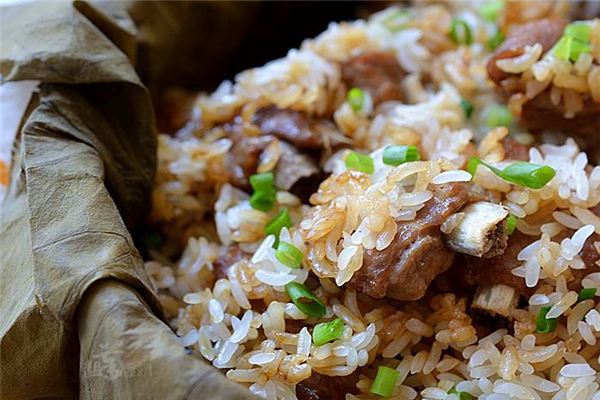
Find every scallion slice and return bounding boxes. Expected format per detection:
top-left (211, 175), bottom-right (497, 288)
top-left (312, 318), bottom-right (345, 346)
top-left (569, 39), bottom-right (592, 62)
top-left (478, 0), bottom-right (505, 22)
top-left (506, 214), bottom-right (517, 235)
top-left (496, 161), bottom-right (556, 189)
top-left (468, 157), bottom-right (556, 189)
top-left (275, 241), bottom-right (303, 269)
top-left (449, 19), bottom-right (473, 45)
top-left (348, 88), bottom-right (366, 113)
top-left (265, 208), bottom-right (293, 242)
top-left (382, 145), bottom-right (420, 166)
top-left (578, 288), bottom-right (597, 301)
top-left (346, 152), bottom-right (375, 174)
top-left (250, 172), bottom-right (276, 211)
top-left (565, 23), bottom-right (591, 43)
top-left (553, 23), bottom-right (592, 62)
top-left (536, 306), bottom-right (558, 334)
top-left (285, 282), bottom-right (326, 317)
top-left (485, 105), bottom-right (513, 127)
top-left (488, 30), bottom-right (506, 50)
top-left (449, 388), bottom-right (473, 400)
top-left (461, 99), bottom-right (474, 119)
top-left (553, 36), bottom-right (572, 60)
top-left (370, 366), bottom-right (400, 398)
top-left (250, 172), bottom-right (274, 192)
top-left (250, 192), bottom-right (276, 212)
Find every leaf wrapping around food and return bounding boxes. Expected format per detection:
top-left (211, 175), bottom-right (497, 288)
top-left (0, 2), bottom-right (258, 400)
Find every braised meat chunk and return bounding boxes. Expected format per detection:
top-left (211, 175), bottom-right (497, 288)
top-left (487, 18), bottom-right (567, 87)
top-left (351, 183), bottom-right (473, 300)
top-left (458, 231), bottom-right (535, 295)
top-left (519, 91), bottom-right (600, 137)
top-left (296, 372), bottom-right (359, 400)
top-left (459, 230), bottom-right (600, 295)
top-left (501, 137), bottom-right (530, 161)
top-left (253, 106), bottom-right (325, 149)
top-left (223, 113), bottom-right (319, 190)
top-left (227, 132), bottom-right (273, 189)
top-left (487, 16), bottom-right (600, 145)
top-left (341, 51), bottom-right (405, 105)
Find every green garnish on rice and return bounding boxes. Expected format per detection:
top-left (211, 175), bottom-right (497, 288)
top-left (312, 318), bottom-right (345, 346)
top-left (345, 152), bottom-right (375, 174)
top-left (449, 19), bottom-right (473, 45)
top-left (370, 366), bottom-right (400, 398)
top-left (285, 282), bottom-right (326, 317)
top-left (382, 145), bottom-right (420, 166)
top-left (468, 158), bottom-right (556, 189)
top-left (250, 172), bottom-right (277, 211)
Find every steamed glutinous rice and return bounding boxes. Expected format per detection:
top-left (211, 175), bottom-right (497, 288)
top-left (145, 2), bottom-right (600, 400)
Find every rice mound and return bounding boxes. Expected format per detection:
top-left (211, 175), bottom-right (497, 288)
top-left (145, 2), bottom-right (600, 400)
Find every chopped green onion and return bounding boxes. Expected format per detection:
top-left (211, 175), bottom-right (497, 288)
top-left (506, 214), bottom-right (517, 235)
top-left (449, 388), bottom-right (473, 400)
top-left (250, 172), bottom-right (274, 192)
top-left (478, 0), bottom-right (505, 22)
top-left (496, 162), bottom-right (556, 189)
top-left (383, 10), bottom-right (410, 32)
top-left (485, 105), bottom-right (513, 127)
top-left (461, 99), bottom-right (474, 119)
top-left (553, 23), bottom-right (593, 62)
top-left (312, 318), bottom-right (345, 346)
top-left (250, 192), bottom-right (276, 212)
top-left (565, 23), bottom-right (591, 43)
top-left (468, 157), bottom-right (499, 176)
top-left (382, 145), bottom-right (420, 166)
top-left (449, 19), bottom-right (473, 45)
top-left (346, 152), bottom-right (375, 174)
top-left (370, 366), bottom-right (400, 398)
top-left (488, 30), bottom-right (506, 50)
top-left (569, 39), bottom-right (592, 62)
top-left (275, 241), bottom-right (303, 269)
top-left (348, 87), bottom-right (365, 112)
top-left (468, 157), bottom-right (556, 189)
top-left (536, 306), bottom-right (559, 334)
top-left (553, 36), bottom-right (572, 60)
top-left (265, 208), bottom-right (293, 243)
top-left (578, 288), bottom-right (597, 301)
top-left (250, 172), bottom-right (277, 211)
top-left (285, 282), bottom-right (326, 317)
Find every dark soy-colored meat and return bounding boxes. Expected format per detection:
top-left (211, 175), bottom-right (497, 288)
top-left (227, 134), bottom-right (272, 189)
top-left (253, 106), bottom-right (324, 149)
top-left (459, 231), bottom-right (534, 294)
top-left (275, 141), bottom-right (319, 191)
top-left (501, 138), bottom-right (530, 161)
top-left (341, 51), bottom-right (405, 105)
top-left (213, 245), bottom-right (248, 279)
top-left (459, 228), bottom-right (600, 295)
top-left (486, 18), bottom-right (599, 141)
top-left (351, 183), bottom-right (473, 300)
top-left (520, 91), bottom-right (600, 137)
top-left (296, 372), bottom-right (359, 400)
top-left (224, 115), bottom-right (318, 190)
top-left (487, 18), bottom-right (567, 86)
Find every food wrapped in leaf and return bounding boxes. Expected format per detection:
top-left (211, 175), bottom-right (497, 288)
top-left (145, 2), bottom-right (600, 400)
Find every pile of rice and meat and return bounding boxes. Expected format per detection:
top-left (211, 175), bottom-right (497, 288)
top-left (145, 2), bottom-right (600, 400)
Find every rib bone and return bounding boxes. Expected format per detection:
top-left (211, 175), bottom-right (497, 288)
top-left (443, 201), bottom-right (509, 258)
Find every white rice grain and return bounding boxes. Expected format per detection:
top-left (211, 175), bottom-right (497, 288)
top-left (432, 170), bottom-right (472, 185)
